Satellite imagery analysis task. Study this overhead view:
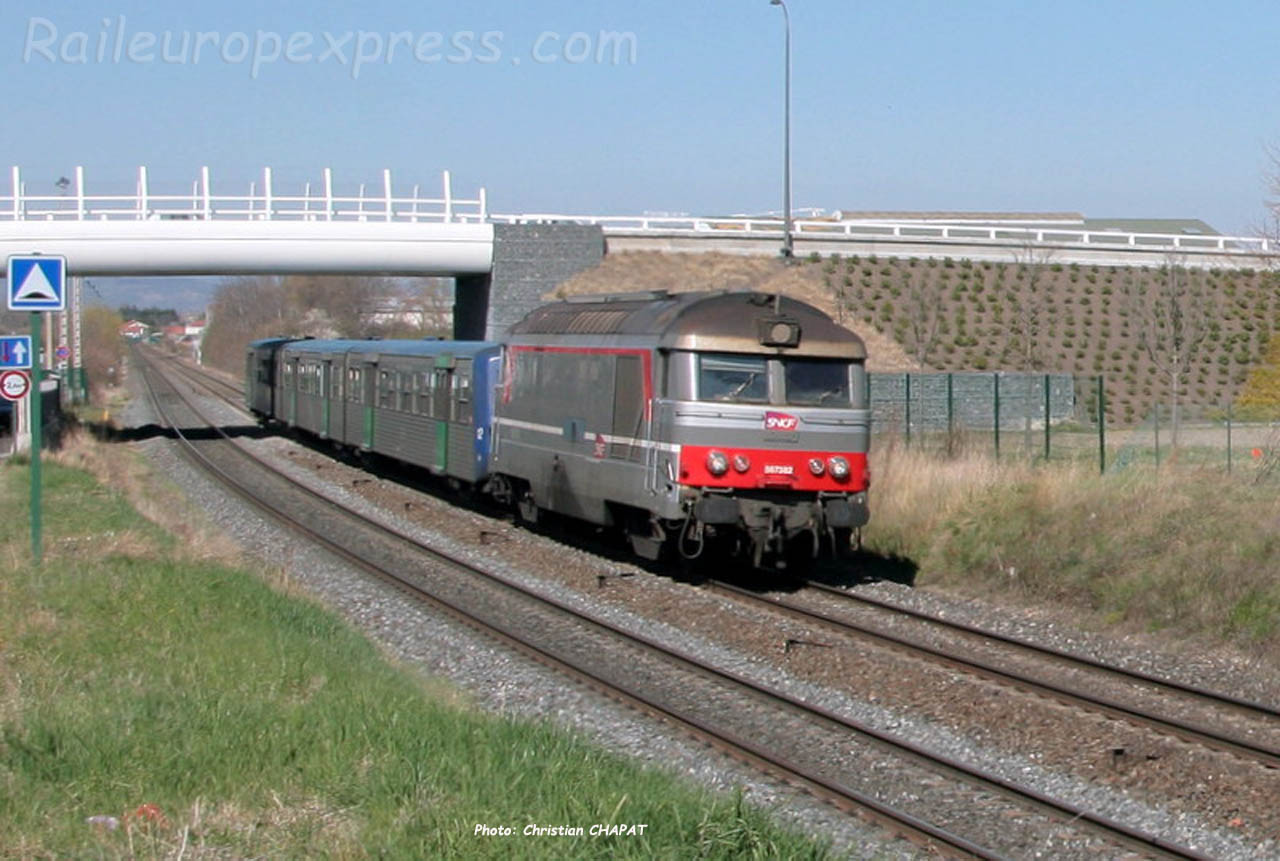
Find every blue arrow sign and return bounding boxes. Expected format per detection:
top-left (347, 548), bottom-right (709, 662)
top-left (0, 335), bottom-right (32, 369)
top-left (7, 255), bottom-right (67, 311)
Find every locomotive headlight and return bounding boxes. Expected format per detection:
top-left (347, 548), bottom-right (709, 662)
top-left (706, 450), bottom-right (730, 476)
top-left (808, 457), bottom-right (826, 476)
top-left (732, 453), bottom-right (751, 473)
top-left (827, 456), bottom-right (851, 480)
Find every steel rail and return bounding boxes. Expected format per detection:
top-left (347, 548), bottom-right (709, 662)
top-left (805, 580), bottom-right (1280, 717)
top-left (709, 580), bottom-right (1280, 772)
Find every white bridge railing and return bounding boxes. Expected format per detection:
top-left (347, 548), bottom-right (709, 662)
top-left (2, 166), bottom-right (1273, 259)
top-left (1, 166), bottom-right (488, 224)
top-left (491, 212), bottom-right (1277, 258)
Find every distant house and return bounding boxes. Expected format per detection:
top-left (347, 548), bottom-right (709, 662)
top-left (119, 320), bottom-right (149, 340)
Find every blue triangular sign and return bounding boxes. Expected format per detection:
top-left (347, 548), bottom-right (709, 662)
top-left (7, 256), bottom-right (66, 310)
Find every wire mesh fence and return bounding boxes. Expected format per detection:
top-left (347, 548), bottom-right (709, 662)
top-left (869, 372), bottom-right (1105, 470)
top-left (1106, 405), bottom-right (1280, 478)
top-left (868, 372), bottom-right (1280, 479)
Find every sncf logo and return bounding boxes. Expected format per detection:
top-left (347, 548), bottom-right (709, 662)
top-left (764, 411), bottom-right (799, 431)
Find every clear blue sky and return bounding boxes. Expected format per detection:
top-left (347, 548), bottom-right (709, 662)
top-left (1, 0), bottom-right (1277, 235)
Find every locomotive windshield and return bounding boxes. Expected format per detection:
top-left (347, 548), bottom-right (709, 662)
top-left (784, 359), bottom-right (851, 406)
top-left (694, 352), bottom-right (859, 407)
top-left (699, 354), bottom-right (769, 403)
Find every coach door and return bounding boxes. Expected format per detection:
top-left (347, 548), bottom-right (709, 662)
top-left (432, 367), bottom-right (451, 471)
top-left (319, 360), bottom-right (333, 439)
top-left (362, 361), bottom-right (378, 451)
top-left (284, 357), bottom-right (298, 427)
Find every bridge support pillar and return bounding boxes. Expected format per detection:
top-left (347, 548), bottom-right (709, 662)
top-left (453, 223), bottom-right (604, 340)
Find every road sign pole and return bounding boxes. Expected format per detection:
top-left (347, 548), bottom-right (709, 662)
top-left (29, 311), bottom-right (42, 564)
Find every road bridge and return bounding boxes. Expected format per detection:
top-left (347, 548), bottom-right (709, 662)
top-left (3, 166), bottom-right (1275, 340)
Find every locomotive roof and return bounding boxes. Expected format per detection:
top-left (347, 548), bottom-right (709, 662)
top-left (505, 291), bottom-right (866, 359)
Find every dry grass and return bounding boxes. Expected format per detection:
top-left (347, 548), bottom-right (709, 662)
top-left (864, 441), bottom-right (1043, 559)
top-left (863, 446), bottom-right (1280, 652)
top-left (49, 428), bottom-right (243, 566)
top-left (554, 251), bottom-right (917, 371)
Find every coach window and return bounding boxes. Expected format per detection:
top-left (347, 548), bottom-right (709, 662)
top-left (377, 370), bottom-right (393, 409)
top-left (698, 354), bottom-right (768, 403)
top-left (432, 368), bottom-right (451, 419)
top-left (405, 372), bottom-right (418, 413)
top-left (424, 373), bottom-right (440, 417)
top-left (784, 359), bottom-right (852, 406)
top-left (455, 368), bottom-right (473, 423)
top-left (347, 367), bottom-right (362, 404)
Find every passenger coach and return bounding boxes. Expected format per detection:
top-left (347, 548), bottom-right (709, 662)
top-left (247, 337), bottom-right (500, 484)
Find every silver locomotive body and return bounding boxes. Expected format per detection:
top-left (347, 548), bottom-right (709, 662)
top-left (490, 291), bottom-right (871, 568)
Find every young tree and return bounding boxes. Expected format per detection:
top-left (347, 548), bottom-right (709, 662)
top-left (81, 305), bottom-right (126, 402)
top-left (1263, 144), bottom-right (1280, 266)
top-left (902, 276), bottom-right (943, 367)
top-left (1000, 238), bottom-right (1054, 372)
top-left (1123, 252), bottom-right (1208, 452)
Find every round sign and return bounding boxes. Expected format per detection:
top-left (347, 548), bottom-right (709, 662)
top-left (0, 369), bottom-right (30, 401)
top-left (55, 345), bottom-right (70, 360)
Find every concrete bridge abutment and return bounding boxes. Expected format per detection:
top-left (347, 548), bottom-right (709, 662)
top-left (453, 223), bottom-right (604, 341)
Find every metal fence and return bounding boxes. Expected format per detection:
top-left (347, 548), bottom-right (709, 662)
top-left (869, 372), bottom-right (1106, 469)
top-left (869, 372), bottom-right (1280, 479)
top-left (1106, 404), bottom-right (1280, 478)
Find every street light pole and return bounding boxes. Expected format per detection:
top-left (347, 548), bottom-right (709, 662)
top-left (770, 0), bottom-right (793, 259)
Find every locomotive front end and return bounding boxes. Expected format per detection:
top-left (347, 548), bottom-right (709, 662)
top-left (655, 296), bottom-right (870, 568)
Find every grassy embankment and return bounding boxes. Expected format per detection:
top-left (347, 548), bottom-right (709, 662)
top-left (0, 435), bottom-right (830, 860)
top-left (864, 443), bottom-right (1280, 651)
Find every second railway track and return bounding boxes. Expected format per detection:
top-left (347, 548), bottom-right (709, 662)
top-left (706, 578), bottom-right (1280, 771)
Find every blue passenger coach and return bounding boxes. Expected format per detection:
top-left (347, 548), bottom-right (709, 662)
top-left (247, 338), bottom-right (500, 484)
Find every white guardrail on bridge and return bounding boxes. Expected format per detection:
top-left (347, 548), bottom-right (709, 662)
top-left (491, 212), bottom-right (1278, 259)
top-left (1, 166), bottom-right (489, 224)
top-left (2, 166), bottom-right (1275, 261)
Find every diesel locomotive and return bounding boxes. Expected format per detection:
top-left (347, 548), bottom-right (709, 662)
top-left (247, 290), bottom-right (870, 568)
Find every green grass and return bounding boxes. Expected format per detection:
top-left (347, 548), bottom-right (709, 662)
top-left (0, 458), bottom-right (832, 859)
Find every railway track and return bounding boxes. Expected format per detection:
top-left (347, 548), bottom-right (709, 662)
top-left (708, 579), bottom-right (1280, 771)
top-left (131, 348), bottom-right (1227, 859)
top-left (165, 353), bottom-right (245, 403)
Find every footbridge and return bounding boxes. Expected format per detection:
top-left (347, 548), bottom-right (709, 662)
top-left (0, 166), bottom-right (603, 339)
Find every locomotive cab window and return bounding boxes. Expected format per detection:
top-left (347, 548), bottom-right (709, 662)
top-left (698, 354), bottom-right (768, 403)
top-left (783, 359), bottom-right (852, 406)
